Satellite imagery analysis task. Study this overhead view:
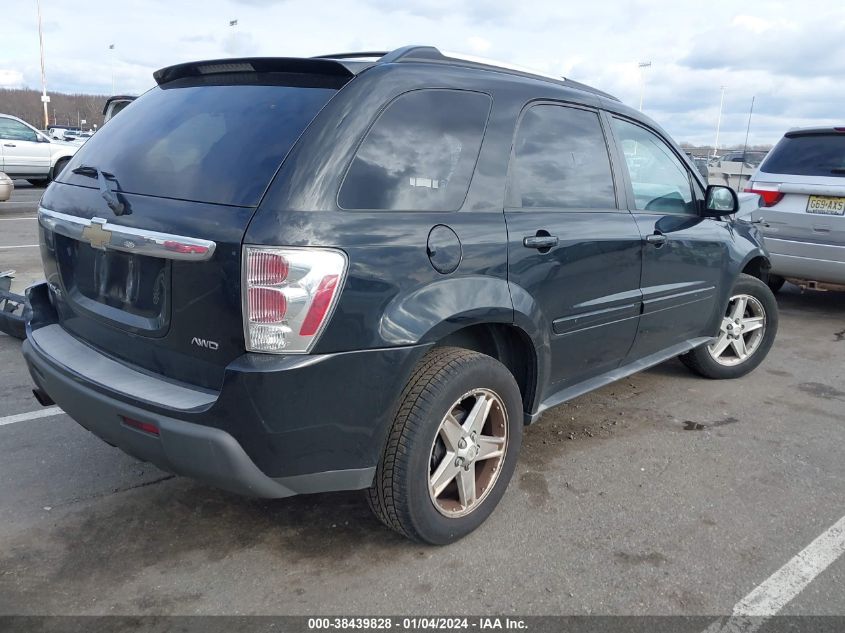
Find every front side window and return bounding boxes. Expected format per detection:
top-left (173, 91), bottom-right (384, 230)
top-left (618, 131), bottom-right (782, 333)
top-left (0, 118), bottom-right (38, 142)
top-left (509, 104), bottom-right (616, 209)
top-left (612, 118), bottom-right (696, 215)
top-left (338, 90), bottom-right (491, 211)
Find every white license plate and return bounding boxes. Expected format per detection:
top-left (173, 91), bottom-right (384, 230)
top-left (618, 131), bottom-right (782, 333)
top-left (806, 195), bottom-right (845, 215)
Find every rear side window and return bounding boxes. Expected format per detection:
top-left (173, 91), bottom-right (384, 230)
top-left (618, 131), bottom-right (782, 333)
top-left (59, 80), bottom-right (337, 206)
top-left (760, 133), bottom-right (845, 177)
top-left (338, 90), bottom-right (491, 211)
top-left (508, 104), bottom-right (616, 209)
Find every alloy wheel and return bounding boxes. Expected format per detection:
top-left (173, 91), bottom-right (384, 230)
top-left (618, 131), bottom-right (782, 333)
top-left (428, 388), bottom-right (508, 518)
top-left (708, 293), bottom-right (767, 366)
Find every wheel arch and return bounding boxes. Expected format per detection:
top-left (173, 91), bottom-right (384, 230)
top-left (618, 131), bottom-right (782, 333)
top-left (50, 155), bottom-right (73, 180)
top-left (740, 252), bottom-right (772, 281)
top-left (434, 323), bottom-right (539, 420)
top-left (378, 275), bottom-right (549, 421)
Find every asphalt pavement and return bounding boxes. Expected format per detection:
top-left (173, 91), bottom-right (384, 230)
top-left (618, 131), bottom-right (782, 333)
top-left (1, 183), bottom-right (843, 617)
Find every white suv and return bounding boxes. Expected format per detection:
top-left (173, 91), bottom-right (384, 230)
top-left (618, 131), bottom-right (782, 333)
top-left (0, 114), bottom-right (79, 186)
top-left (745, 127), bottom-right (845, 292)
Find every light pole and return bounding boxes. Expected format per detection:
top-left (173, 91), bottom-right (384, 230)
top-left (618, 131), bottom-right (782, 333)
top-left (637, 61), bottom-right (652, 112)
top-left (36, 0), bottom-right (50, 129)
top-left (109, 44), bottom-right (115, 94)
top-left (713, 85), bottom-right (726, 158)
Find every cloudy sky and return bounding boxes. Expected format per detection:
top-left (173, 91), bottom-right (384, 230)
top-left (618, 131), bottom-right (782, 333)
top-left (2, 0), bottom-right (843, 146)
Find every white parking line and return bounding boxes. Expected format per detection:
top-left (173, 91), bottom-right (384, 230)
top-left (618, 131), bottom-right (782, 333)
top-left (705, 513), bottom-right (845, 632)
top-left (0, 217), bottom-right (37, 221)
top-left (0, 244), bottom-right (39, 249)
top-left (0, 406), bottom-right (64, 426)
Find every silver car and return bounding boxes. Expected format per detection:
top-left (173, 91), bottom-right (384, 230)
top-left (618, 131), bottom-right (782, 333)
top-left (0, 114), bottom-right (79, 186)
top-left (745, 126), bottom-right (845, 292)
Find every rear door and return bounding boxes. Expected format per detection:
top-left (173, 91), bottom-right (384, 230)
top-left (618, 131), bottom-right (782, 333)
top-left (504, 102), bottom-right (642, 391)
top-left (40, 63), bottom-right (346, 390)
top-left (607, 115), bottom-right (729, 360)
top-left (0, 117), bottom-right (51, 177)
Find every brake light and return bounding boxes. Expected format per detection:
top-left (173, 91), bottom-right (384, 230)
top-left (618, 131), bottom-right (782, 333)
top-left (243, 246), bottom-right (347, 353)
top-left (744, 183), bottom-right (784, 207)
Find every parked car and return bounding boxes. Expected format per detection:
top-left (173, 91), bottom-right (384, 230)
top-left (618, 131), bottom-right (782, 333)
top-left (744, 127), bottom-right (845, 291)
top-left (685, 152), bottom-right (710, 181)
top-left (22, 47), bottom-right (777, 545)
top-left (0, 114), bottom-right (79, 186)
top-left (715, 151), bottom-right (768, 168)
top-left (103, 95), bottom-right (136, 123)
top-left (46, 125), bottom-right (81, 140)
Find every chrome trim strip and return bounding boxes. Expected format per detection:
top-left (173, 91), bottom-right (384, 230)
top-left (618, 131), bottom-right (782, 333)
top-left (778, 183), bottom-right (845, 197)
top-left (38, 207), bottom-right (216, 262)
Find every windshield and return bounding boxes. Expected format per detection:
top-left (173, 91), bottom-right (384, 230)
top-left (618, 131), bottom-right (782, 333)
top-left (59, 80), bottom-right (336, 206)
top-left (760, 133), bottom-right (845, 177)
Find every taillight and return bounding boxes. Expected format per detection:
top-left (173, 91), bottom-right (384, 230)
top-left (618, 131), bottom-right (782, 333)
top-left (744, 182), bottom-right (784, 207)
top-left (243, 246), bottom-right (347, 353)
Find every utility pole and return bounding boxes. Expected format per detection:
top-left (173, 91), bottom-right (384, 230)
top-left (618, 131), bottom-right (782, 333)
top-left (637, 61), bottom-right (652, 112)
top-left (713, 85), bottom-right (726, 158)
top-left (36, 0), bottom-right (50, 129)
top-left (109, 44), bottom-right (115, 94)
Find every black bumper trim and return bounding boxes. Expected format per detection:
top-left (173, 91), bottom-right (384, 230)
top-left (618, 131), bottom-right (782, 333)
top-left (22, 337), bottom-right (375, 498)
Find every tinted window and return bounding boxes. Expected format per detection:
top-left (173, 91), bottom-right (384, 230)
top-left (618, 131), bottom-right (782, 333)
top-left (510, 105), bottom-right (615, 209)
top-left (761, 133), bottom-right (845, 177)
top-left (59, 81), bottom-right (336, 206)
top-left (0, 118), bottom-right (38, 142)
top-left (338, 90), bottom-right (491, 211)
top-left (612, 118), bottom-right (696, 215)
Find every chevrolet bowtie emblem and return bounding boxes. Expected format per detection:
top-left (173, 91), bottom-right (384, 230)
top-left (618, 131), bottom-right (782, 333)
top-left (81, 218), bottom-right (112, 250)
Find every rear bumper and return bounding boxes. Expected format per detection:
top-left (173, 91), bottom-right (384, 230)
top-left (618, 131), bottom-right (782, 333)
top-left (764, 237), bottom-right (845, 284)
top-left (22, 284), bottom-right (429, 498)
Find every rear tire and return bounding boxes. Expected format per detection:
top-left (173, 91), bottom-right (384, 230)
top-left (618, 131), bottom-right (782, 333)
top-left (27, 179), bottom-right (49, 187)
top-left (367, 347), bottom-right (523, 545)
top-left (681, 274), bottom-right (778, 379)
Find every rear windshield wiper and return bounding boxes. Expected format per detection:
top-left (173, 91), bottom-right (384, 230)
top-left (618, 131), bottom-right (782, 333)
top-left (71, 165), bottom-right (127, 215)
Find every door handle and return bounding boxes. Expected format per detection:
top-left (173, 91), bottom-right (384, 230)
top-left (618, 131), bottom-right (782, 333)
top-left (3, 143), bottom-right (16, 147)
top-left (646, 232), bottom-right (668, 246)
top-left (523, 235), bottom-right (559, 249)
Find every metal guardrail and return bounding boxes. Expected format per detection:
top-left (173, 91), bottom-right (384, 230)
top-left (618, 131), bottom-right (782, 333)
top-left (0, 271), bottom-right (27, 340)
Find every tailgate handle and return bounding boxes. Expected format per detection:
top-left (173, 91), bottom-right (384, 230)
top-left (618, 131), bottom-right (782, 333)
top-left (37, 207), bottom-right (217, 262)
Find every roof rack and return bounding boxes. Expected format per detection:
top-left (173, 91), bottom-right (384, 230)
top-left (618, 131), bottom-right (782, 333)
top-left (313, 45), bottom-right (619, 102)
top-left (312, 52), bottom-right (389, 60)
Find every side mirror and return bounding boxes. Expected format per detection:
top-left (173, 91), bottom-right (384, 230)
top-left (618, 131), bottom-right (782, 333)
top-left (704, 185), bottom-right (738, 216)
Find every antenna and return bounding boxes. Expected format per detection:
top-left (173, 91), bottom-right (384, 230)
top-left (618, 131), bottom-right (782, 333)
top-left (738, 96), bottom-right (755, 186)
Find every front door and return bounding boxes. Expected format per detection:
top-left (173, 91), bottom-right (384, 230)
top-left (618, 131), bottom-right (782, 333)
top-left (504, 103), bottom-right (642, 394)
top-left (0, 117), bottom-right (51, 177)
top-left (607, 115), bottom-right (731, 360)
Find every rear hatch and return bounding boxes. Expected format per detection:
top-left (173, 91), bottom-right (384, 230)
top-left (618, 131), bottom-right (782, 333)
top-left (39, 58), bottom-right (351, 391)
top-left (748, 129), bottom-right (845, 246)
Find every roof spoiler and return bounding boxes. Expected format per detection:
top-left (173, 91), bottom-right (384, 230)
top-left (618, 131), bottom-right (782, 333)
top-left (153, 57), bottom-right (356, 85)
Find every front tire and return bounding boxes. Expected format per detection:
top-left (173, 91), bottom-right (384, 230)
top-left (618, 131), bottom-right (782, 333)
top-left (368, 347), bottom-right (523, 545)
top-left (681, 273), bottom-right (778, 379)
top-left (52, 157), bottom-right (70, 180)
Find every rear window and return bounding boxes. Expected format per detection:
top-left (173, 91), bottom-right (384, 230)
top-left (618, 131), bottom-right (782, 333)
top-left (59, 80), bottom-right (337, 206)
top-left (760, 133), bottom-right (845, 177)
